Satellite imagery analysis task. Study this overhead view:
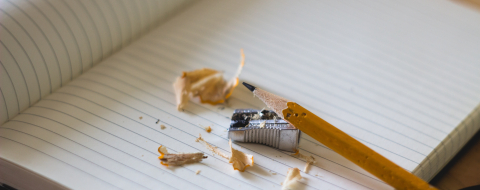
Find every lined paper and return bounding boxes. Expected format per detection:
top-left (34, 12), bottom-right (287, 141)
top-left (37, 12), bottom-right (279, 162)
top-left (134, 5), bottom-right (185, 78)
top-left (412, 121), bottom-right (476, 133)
top-left (1, 0), bottom-right (480, 189)
top-left (0, 0), bottom-right (194, 124)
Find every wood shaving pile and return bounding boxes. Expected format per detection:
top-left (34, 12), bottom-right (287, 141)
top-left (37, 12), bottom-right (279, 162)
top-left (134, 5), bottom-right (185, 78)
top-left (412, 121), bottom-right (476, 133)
top-left (292, 151), bottom-right (316, 173)
top-left (173, 50), bottom-right (245, 110)
top-left (157, 145), bottom-right (207, 166)
top-left (282, 168), bottom-right (302, 190)
top-left (196, 134), bottom-right (254, 172)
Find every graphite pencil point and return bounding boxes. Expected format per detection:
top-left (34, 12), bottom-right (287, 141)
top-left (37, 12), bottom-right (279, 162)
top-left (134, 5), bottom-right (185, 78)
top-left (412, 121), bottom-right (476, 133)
top-left (242, 82), bottom-right (256, 92)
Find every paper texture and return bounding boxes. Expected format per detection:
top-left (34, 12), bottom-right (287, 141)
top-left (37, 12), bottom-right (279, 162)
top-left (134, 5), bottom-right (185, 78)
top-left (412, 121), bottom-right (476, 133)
top-left (1, 0), bottom-right (480, 189)
top-left (0, 0), bottom-right (193, 124)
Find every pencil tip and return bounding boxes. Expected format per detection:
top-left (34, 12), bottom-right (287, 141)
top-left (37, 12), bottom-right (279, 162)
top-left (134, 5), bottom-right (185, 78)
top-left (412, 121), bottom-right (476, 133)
top-left (242, 82), bottom-right (256, 92)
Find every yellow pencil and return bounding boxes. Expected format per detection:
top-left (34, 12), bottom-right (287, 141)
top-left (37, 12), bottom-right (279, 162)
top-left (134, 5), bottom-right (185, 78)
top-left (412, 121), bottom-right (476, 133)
top-left (242, 82), bottom-right (437, 190)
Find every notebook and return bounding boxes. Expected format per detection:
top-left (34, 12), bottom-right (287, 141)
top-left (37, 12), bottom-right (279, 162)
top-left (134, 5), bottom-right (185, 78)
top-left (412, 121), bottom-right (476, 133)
top-left (1, 0), bottom-right (479, 189)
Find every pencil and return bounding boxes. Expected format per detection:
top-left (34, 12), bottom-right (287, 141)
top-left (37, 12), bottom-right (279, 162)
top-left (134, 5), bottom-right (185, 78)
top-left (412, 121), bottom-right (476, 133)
top-left (242, 82), bottom-right (437, 190)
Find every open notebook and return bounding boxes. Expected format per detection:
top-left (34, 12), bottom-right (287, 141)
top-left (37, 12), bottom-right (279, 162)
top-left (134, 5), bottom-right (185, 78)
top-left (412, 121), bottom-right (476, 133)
top-left (1, 0), bottom-right (480, 189)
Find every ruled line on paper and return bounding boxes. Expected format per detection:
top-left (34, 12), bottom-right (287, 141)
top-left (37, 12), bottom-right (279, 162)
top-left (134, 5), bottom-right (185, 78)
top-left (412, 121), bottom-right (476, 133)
top-left (1, 1), bottom-right (479, 189)
top-left (63, 77), bottom-right (380, 188)
top-left (176, 2), bottom-right (479, 111)
top-left (0, 136), bottom-right (119, 189)
top-left (0, 21), bottom-right (45, 96)
top-left (0, 125), bottom-right (154, 190)
top-left (24, 102), bottom-right (265, 190)
top-left (50, 78), bottom-right (360, 189)
top-left (0, 0), bottom-right (194, 125)
top-left (116, 44), bottom-right (437, 157)
top-left (0, 60), bottom-right (20, 118)
top-left (81, 66), bottom-right (421, 171)
top-left (30, 99), bottom-right (314, 189)
top-left (154, 22), bottom-right (467, 127)
top-left (94, 58), bottom-right (424, 165)
top-left (16, 112), bottom-right (215, 189)
top-left (0, 41), bottom-right (33, 106)
top-left (165, 19), bottom-right (469, 123)
top-left (145, 32), bottom-right (460, 136)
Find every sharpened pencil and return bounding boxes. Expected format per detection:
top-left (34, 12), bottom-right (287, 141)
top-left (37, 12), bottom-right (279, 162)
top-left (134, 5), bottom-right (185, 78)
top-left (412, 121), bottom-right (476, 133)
top-left (242, 82), bottom-right (437, 190)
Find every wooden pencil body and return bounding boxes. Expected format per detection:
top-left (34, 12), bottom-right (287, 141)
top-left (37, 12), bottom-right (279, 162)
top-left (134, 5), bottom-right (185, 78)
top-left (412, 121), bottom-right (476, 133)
top-left (282, 102), bottom-right (437, 190)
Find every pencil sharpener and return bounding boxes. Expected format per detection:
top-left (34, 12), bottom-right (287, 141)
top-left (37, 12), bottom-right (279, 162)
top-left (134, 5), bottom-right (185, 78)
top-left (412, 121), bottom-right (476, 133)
top-left (228, 109), bottom-right (301, 152)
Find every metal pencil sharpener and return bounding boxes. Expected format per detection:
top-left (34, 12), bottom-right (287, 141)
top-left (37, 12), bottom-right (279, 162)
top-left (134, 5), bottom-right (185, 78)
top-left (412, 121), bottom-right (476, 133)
top-left (228, 109), bottom-right (301, 152)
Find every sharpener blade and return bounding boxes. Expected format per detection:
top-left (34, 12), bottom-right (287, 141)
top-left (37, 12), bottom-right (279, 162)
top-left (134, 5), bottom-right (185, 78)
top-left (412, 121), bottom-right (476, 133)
top-left (228, 109), bottom-right (301, 152)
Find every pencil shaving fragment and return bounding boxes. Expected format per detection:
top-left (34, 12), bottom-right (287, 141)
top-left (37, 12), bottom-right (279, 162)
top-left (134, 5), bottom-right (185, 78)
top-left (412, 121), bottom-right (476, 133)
top-left (229, 139), bottom-right (254, 172)
top-left (196, 134), bottom-right (229, 159)
top-left (160, 125), bottom-right (166, 130)
top-left (196, 134), bottom-right (254, 172)
top-left (205, 126), bottom-right (212, 133)
top-left (259, 121), bottom-right (266, 128)
top-left (282, 168), bottom-right (302, 190)
top-left (157, 145), bottom-right (207, 166)
top-left (173, 50), bottom-right (245, 110)
top-left (195, 170), bottom-right (201, 175)
top-left (292, 151), bottom-right (316, 173)
top-left (303, 156), bottom-right (316, 173)
top-left (251, 114), bottom-right (260, 120)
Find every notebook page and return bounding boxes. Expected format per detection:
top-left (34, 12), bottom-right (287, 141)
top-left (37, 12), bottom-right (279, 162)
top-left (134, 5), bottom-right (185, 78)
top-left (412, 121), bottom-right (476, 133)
top-left (0, 0), bottom-right (194, 124)
top-left (1, 0), bottom-right (480, 189)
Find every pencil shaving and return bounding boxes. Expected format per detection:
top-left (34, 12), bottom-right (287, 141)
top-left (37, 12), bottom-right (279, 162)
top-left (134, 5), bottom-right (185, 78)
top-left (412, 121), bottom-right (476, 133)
top-left (195, 170), bottom-right (201, 175)
top-left (251, 114), bottom-right (260, 120)
top-left (173, 50), bottom-right (245, 110)
top-left (157, 145), bottom-right (207, 166)
top-left (229, 139), bottom-right (254, 172)
top-left (292, 151), bottom-right (316, 173)
top-left (259, 121), bottom-right (266, 128)
top-left (205, 126), bottom-right (212, 133)
top-left (160, 125), bottom-right (166, 130)
top-left (195, 134), bottom-right (229, 159)
top-left (282, 168), bottom-right (302, 190)
top-left (196, 134), bottom-right (254, 172)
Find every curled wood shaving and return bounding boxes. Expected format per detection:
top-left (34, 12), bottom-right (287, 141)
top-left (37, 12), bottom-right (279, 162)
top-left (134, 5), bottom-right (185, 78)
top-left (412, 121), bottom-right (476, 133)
top-left (173, 50), bottom-right (245, 110)
top-left (157, 146), bottom-right (207, 166)
top-left (292, 151), bottom-right (316, 173)
top-left (195, 134), bottom-right (254, 172)
top-left (282, 168), bottom-right (302, 190)
top-left (229, 139), bottom-right (254, 172)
